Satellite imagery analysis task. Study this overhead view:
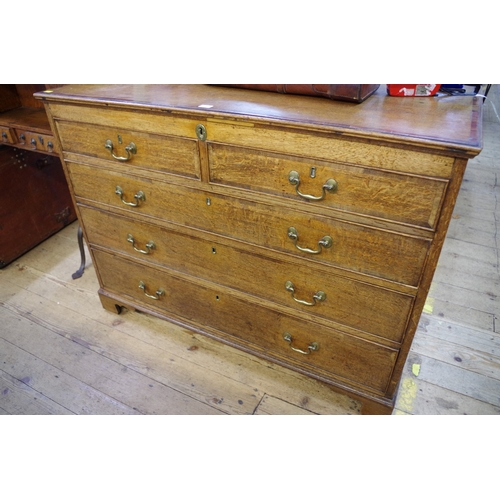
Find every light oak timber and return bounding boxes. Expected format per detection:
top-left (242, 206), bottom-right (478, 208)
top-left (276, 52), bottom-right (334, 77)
top-left (60, 150), bottom-right (441, 241)
top-left (56, 120), bottom-right (202, 179)
top-left (207, 143), bottom-right (448, 229)
top-left (65, 161), bottom-right (432, 287)
top-left (43, 85), bottom-right (481, 155)
top-left (78, 205), bottom-right (415, 344)
top-left (36, 85), bottom-right (484, 414)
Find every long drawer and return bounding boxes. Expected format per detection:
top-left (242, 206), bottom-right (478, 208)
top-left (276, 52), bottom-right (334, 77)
top-left (79, 205), bottom-right (414, 342)
top-left (67, 162), bottom-right (431, 286)
top-left (93, 248), bottom-right (399, 394)
top-left (208, 143), bottom-right (448, 229)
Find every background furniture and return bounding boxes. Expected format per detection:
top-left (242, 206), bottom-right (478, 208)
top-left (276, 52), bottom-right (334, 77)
top-left (37, 84), bottom-right (483, 414)
top-left (0, 85), bottom-right (76, 268)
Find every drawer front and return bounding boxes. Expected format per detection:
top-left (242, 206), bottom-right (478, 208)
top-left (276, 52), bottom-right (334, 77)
top-left (79, 206), bottom-right (414, 342)
top-left (1, 126), bottom-right (16, 144)
top-left (68, 162), bottom-right (431, 286)
top-left (56, 120), bottom-right (201, 179)
top-left (208, 143), bottom-right (448, 229)
top-left (93, 249), bottom-right (398, 393)
top-left (15, 130), bottom-right (58, 153)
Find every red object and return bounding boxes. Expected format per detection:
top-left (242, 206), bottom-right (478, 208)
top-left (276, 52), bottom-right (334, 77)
top-left (387, 84), bottom-right (440, 97)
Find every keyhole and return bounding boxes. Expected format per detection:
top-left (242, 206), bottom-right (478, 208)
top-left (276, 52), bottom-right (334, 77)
top-left (212, 247), bottom-right (217, 254)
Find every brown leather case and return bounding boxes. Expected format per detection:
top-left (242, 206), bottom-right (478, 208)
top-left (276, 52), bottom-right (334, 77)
top-left (0, 146), bottom-right (77, 268)
top-left (215, 84), bottom-right (380, 103)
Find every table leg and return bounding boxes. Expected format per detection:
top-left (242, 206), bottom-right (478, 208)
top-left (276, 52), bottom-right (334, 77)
top-left (72, 225), bottom-right (86, 279)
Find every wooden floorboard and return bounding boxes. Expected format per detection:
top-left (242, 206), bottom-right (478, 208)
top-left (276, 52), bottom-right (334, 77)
top-left (394, 84), bottom-right (500, 414)
top-left (1, 85), bottom-right (499, 415)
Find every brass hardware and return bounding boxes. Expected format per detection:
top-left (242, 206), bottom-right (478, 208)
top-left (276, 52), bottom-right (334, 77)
top-left (285, 281), bottom-right (326, 306)
top-left (19, 133), bottom-right (26, 143)
top-left (118, 135), bottom-right (123, 144)
top-left (196, 124), bottom-right (207, 141)
top-left (206, 198), bottom-right (211, 206)
top-left (288, 170), bottom-right (337, 200)
top-left (310, 167), bottom-right (316, 178)
top-left (283, 333), bottom-right (319, 355)
top-left (47, 141), bottom-right (54, 151)
top-left (105, 139), bottom-right (137, 161)
top-left (212, 247), bottom-right (217, 254)
top-left (287, 227), bottom-right (333, 254)
top-left (30, 138), bottom-right (37, 148)
top-left (38, 136), bottom-right (44, 145)
top-left (127, 234), bottom-right (156, 254)
top-left (138, 281), bottom-right (165, 300)
top-left (115, 186), bottom-right (146, 207)
top-left (1, 132), bottom-right (7, 141)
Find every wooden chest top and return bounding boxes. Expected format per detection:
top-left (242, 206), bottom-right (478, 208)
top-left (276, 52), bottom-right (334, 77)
top-left (37, 84), bottom-right (483, 155)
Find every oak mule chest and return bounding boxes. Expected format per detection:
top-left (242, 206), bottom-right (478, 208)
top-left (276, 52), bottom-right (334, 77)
top-left (37, 85), bottom-right (483, 414)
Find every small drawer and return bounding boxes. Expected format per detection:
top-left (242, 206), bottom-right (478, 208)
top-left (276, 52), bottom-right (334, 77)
top-left (1, 126), bottom-right (17, 144)
top-left (56, 120), bottom-right (201, 180)
top-left (16, 130), bottom-right (58, 154)
top-left (206, 119), bottom-right (456, 178)
top-left (93, 248), bottom-right (399, 394)
top-left (208, 143), bottom-right (448, 230)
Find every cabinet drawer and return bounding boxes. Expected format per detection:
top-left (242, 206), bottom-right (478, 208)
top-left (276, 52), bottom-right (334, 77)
top-left (68, 162), bottom-right (431, 286)
top-left (1, 126), bottom-right (16, 144)
top-left (93, 249), bottom-right (399, 394)
top-left (79, 206), bottom-right (414, 342)
top-left (56, 120), bottom-right (201, 179)
top-left (15, 130), bottom-right (58, 153)
top-left (206, 120), bottom-right (456, 178)
top-left (208, 143), bottom-right (448, 229)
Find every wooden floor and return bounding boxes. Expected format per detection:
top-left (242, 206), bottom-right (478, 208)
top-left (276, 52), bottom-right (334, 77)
top-left (1, 86), bottom-right (499, 415)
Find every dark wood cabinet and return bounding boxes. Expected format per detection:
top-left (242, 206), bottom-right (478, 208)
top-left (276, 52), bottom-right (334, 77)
top-left (0, 85), bottom-right (76, 268)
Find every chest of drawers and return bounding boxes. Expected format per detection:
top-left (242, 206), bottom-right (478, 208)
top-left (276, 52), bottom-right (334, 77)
top-left (37, 85), bottom-right (483, 414)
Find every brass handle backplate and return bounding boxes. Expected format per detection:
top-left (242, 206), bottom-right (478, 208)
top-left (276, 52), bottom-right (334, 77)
top-left (287, 227), bottom-right (333, 255)
top-left (285, 281), bottom-right (326, 306)
top-left (127, 234), bottom-right (156, 254)
top-left (138, 281), bottom-right (165, 300)
top-left (283, 333), bottom-right (319, 355)
top-left (288, 170), bottom-right (337, 201)
top-left (115, 186), bottom-right (145, 207)
top-left (105, 139), bottom-right (137, 161)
